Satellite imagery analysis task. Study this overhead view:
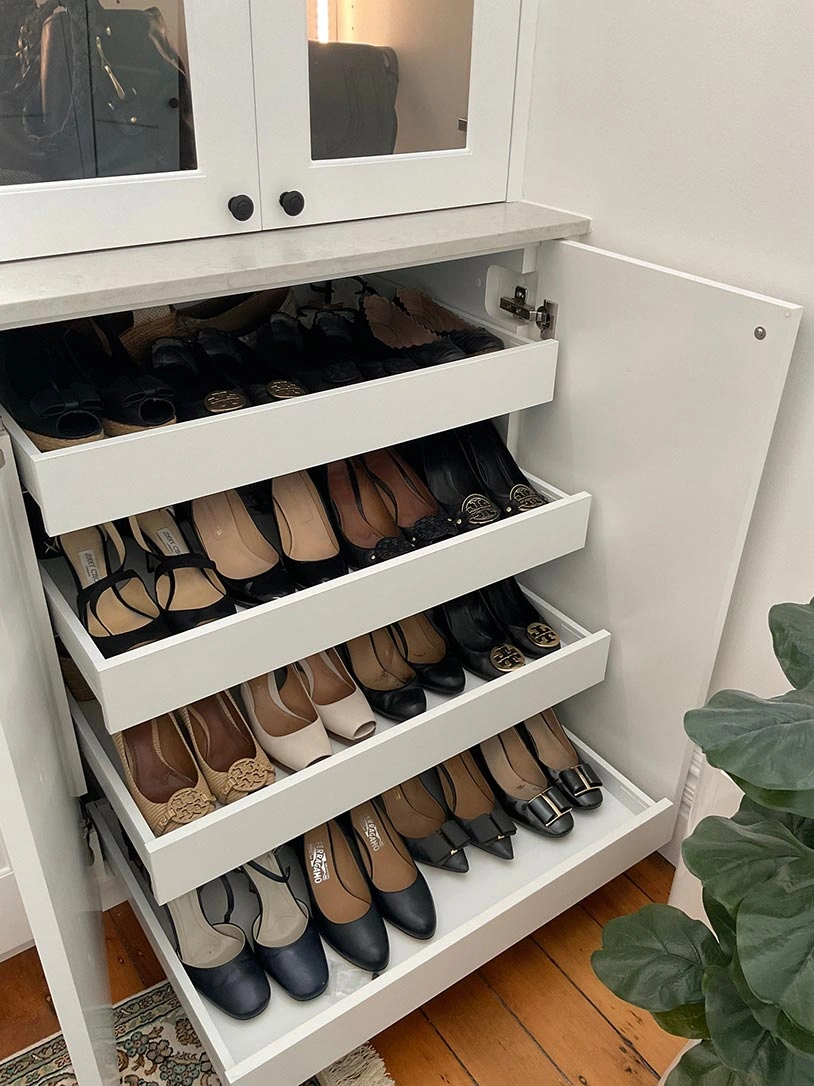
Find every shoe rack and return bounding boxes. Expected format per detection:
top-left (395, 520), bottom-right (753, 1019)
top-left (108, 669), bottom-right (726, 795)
top-left (0, 202), bottom-right (801, 1086)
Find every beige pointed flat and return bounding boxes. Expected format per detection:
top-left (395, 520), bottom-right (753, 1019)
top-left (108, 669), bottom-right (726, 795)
top-left (113, 712), bottom-right (216, 836)
top-left (241, 666), bottom-right (332, 771)
top-left (178, 691), bottom-right (275, 805)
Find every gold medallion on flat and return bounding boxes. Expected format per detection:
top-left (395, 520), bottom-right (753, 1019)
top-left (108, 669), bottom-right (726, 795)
top-left (490, 643), bottom-right (526, 672)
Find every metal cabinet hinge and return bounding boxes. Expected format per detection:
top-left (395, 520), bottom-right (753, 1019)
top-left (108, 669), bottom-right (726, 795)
top-left (499, 286), bottom-right (558, 340)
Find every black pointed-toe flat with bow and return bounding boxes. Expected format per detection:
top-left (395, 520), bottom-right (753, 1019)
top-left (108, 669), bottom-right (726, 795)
top-left (480, 577), bottom-right (561, 660)
top-left (379, 775), bottom-right (471, 873)
top-left (243, 850), bottom-right (329, 1001)
top-left (437, 750), bottom-right (516, 860)
top-left (349, 801), bottom-right (437, 940)
top-left (303, 820), bottom-right (390, 974)
top-left (480, 727), bottom-right (574, 837)
top-left (522, 709), bottom-right (603, 810)
top-left (434, 591), bottom-right (526, 681)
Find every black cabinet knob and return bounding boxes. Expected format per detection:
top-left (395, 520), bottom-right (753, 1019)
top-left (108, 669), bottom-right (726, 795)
top-left (228, 194), bottom-right (255, 222)
top-left (279, 190), bottom-right (305, 217)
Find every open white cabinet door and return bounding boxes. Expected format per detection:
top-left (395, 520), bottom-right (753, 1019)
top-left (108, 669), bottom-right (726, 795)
top-left (0, 427), bottom-right (113, 1085)
top-left (516, 240), bottom-right (802, 809)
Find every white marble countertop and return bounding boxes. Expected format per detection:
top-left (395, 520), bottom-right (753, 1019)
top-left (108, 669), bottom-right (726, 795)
top-left (0, 201), bottom-right (589, 328)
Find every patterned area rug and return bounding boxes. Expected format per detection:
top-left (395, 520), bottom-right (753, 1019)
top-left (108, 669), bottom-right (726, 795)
top-left (0, 982), bottom-right (393, 1086)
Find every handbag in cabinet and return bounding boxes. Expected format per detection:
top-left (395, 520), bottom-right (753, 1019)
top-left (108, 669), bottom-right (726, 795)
top-left (0, 0), bottom-right (195, 185)
top-left (308, 39), bottom-right (399, 160)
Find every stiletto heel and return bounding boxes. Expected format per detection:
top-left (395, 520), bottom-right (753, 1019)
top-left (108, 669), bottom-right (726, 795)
top-left (522, 709), bottom-right (603, 809)
top-left (479, 727), bottom-right (574, 837)
top-left (129, 507), bottom-right (235, 632)
top-left (242, 850), bottom-right (329, 1001)
top-left (166, 880), bottom-right (270, 1020)
top-left (59, 521), bottom-right (169, 656)
top-left (436, 751), bottom-right (516, 859)
top-left (190, 489), bottom-right (295, 606)
top-left (270, 470), bottom-right (348, 587)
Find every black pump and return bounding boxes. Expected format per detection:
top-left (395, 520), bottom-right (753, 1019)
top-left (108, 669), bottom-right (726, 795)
top-left (434, 591), bottom-right (526, 680)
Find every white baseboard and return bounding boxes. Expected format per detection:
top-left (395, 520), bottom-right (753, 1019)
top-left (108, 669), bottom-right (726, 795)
top-left (660, 745), bottom-right (704, 867)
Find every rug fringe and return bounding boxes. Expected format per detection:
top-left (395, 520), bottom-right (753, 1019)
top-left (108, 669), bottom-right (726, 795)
top-left (317, 1043), bottom-right (394, 1086)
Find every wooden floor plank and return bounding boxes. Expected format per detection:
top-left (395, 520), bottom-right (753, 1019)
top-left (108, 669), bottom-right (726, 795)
top-left (106, 901), bottom-right (164, 992)
top-left (581, 874), bottom-right (652, 927)
top-left (103, 911), bottom-right (147, 1004)
top-left (532, 904), bottom-right (686, 1074)
top-left (0, 946), bottom-right (59, 1061)
top-left (625, 854), bottom-right (675, 904)
top-left (424, 971), bottom-right (571, 1086)
top-left (374, 1009), bottom-right (476, 1086)
top-left (481, 936), bottom-right (658, 1086)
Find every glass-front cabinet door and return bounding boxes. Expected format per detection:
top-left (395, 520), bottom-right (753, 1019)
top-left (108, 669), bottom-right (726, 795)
top-left (251, 0), bottom-right (521, 228)
top-left (0, 0), bottom-right (260, 260)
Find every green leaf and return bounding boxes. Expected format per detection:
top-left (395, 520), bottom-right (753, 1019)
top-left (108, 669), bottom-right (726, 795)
top-left (684, 687), bottom-right (814, 792)
top-left (730, 951), bottom-right (814, 1060)
top-left (738, 868), bottom-right (814, 1034)
top-left (777, 1013), bottom-right (814, 1060)
top-left (653, 1002), bottom-right (710, 1039)
top-left (703, 891), bottom-right (736, 958)
top-left (664, 1041), bottom-right (751, 1085)
top-left (770, 600), bottom-right (814, 690)
top-left (592, 904), bottom-right (725, 1012)
top-left (735, 797), bottom-right (814, 848)
top-left (733, 776), bottom-right (814, 819)
top-left (682, 816), bottom-right (810, 913)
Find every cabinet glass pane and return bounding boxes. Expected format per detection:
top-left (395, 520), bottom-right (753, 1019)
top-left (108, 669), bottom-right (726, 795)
top-left (307, 0), bottom-right (473, 160)
top-left (0, 0), bottom-right (196, 185)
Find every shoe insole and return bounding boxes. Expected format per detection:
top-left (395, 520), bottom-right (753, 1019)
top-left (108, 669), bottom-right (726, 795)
top-left (61, 527), bottom-right (159, 639)
top-left (272, 472), bottom-right (339, 561)
top-left (346, 630), bottom-right (414, 691)
top-left (121, 716), bottom-right (198, 803)
top-left (245, 851), bottom-right (307, 948)
top-left (304, 822), bottom-right (370, 924)
top-left (380, 777), bottom-right (446, 837)
top-left (304, 649), bottom-right (354, 704)
top-left (192, 491), bottom-right (280, 580)
top-left (364, 295), bottom-right (437, 349)
top-left (245, 670), bottom-right (317, 737)
top-left (396, 613), bottom-right (446, 665)
top-left (186, 694), bottom-right (253, 771)
top-left (135, 510), bottom-right (224, 613)
top-left (351, 802), bottom-right (416, 893)
top-left (167, 891), bottom-right (243, 968)
top-left (328, 460), bottom-right (399, 548)
top-left (396, 288), bottom-right (469, 334)
top-left (439, 751), bottom-right (495, 819)
top-left (524, 710), bottom-right (578, 772)
top-left (363, 449), bottom-right (437, 528)
top-left (480, 728), bottom-right (550, 800)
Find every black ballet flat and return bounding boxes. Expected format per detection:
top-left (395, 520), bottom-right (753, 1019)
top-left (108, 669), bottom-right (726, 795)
top-left (349, 801), bottom-right (437, 941)
top-left (303, 821), bottom-right (389, 974)
top-left (361, 295), bottom-right (468, 370)
top-left (195, 328), bottom-right (307, 405)
top-left (479, 729), bottom-right (575, 838)
top-left (434, 591), bottom-right (526, 681)
top-left (0, 326), bottom-right (103, 451)
top-left (459, 420), bottom-right (547, 516)
top-left (418, 429), bottom-right (501, 531)
top-left (378, 778), bottom-right (471, 873)
top-left (303, 311), bottom-right (365, 391)
top-left (150, 337), bottom-right (248, 421)
top-left (480, 577), bottom-right (561, 659)
top-left (437, 751), bottom-right (516, 860)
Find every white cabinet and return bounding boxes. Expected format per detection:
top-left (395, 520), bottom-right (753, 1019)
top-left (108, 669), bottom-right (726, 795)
top-left (0, 0), bottom-right (522, 260)
top-left (0, 207), bottom-right (802, 1084)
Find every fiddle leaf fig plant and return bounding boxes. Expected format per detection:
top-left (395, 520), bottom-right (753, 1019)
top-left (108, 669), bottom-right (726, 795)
top-left (592, 597), bottom-right (814, 1085)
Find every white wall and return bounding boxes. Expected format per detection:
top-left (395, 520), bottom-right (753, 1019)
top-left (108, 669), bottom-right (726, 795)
top-left (524, 0), bottom-right (814, 904)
